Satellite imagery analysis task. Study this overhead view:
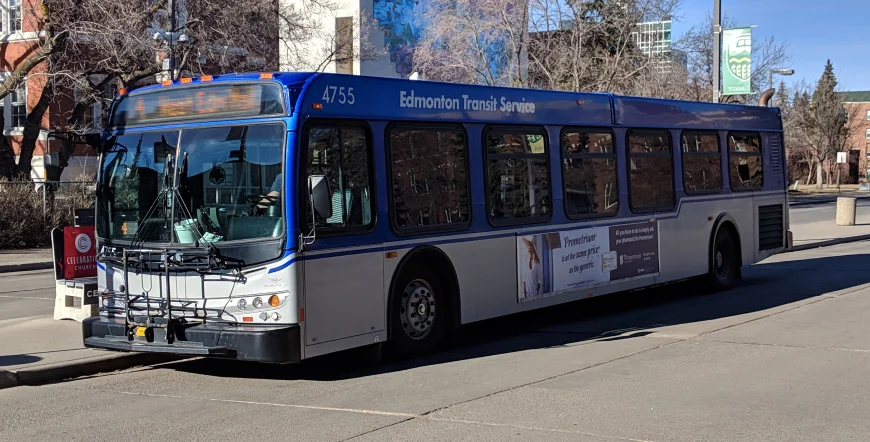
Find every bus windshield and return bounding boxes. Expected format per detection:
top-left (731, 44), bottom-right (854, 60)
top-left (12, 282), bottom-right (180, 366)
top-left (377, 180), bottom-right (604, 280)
top-left (97, 122), bottom-right (286, 245)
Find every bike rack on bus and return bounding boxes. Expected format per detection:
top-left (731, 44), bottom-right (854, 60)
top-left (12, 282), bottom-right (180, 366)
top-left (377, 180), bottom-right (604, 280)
top-left (97, 245), bottom-right (241, 349)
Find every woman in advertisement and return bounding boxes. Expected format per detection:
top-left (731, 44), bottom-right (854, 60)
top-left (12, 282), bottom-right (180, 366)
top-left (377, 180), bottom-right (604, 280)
top-left (521, 237), bottom-right (544, 299)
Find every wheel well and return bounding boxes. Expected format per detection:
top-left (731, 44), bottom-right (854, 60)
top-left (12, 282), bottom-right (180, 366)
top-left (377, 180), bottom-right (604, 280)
top-left (388, 246), bottom-right (461, 336)
top-left (710, 218), bottom-right (743, 278)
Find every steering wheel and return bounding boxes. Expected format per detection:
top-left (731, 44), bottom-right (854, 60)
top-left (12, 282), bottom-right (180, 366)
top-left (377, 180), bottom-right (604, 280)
top-left (245, 194), bottom-right (281, 216)
top-left (245, 194), bottom-right (280, 205)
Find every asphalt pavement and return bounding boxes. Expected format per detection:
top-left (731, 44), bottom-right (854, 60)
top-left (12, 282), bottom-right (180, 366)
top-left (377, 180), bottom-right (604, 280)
top-left (2, 238), bottom-right (870, 441)
top-left (0, 269), bottom-right (54, 321)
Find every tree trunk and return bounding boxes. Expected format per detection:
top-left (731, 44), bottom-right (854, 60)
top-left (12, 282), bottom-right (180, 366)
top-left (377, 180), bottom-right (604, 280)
top-left (815, 160), bottom-right (825, 189)
top-left (16, 84), bottom-right (54, 178)
top-left (0, 112), bottom-right (14, 180)
top-left (805, 159), bottom-right (814, 185)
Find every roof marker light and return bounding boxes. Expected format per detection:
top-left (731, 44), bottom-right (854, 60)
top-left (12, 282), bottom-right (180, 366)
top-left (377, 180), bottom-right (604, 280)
top-left (201, 75), bottom-right (213, 82)
top-left (313, 103), bottom-right (323, 110)
top-left (118, 88), bottom-right (127, 96)
top-left (161, 80), bottom-right (172, 86)
top-left (260, 72), bottom-right (273, 79)
top-left (180, 77), bottom-right (191, 84)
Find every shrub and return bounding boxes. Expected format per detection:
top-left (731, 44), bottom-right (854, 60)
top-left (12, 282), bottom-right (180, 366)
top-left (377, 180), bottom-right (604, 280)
top-left (0, 173), bottom-right (96, 249)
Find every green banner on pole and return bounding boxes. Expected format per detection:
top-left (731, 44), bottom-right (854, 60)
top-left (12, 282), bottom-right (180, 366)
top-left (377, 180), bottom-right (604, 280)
top-left (722, 27), bottom-right (752, 95)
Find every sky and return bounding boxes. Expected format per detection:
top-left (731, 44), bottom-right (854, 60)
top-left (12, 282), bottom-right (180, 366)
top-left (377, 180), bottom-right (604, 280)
top-left (672, 0), bottom-right (870, 92)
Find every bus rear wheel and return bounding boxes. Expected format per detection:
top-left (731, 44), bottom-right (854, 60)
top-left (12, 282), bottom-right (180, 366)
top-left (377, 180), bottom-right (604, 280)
top-left (387, 268), bottom-right (449, 359)
top-left (707, 227), bottom-right (738, 291)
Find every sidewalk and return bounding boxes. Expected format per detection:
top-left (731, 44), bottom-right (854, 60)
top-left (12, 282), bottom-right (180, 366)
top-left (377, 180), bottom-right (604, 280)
top-left (0, 249), bottom-right (54, 273)
top-left (0, 316), bottom-right (173, 389)
top-left (789, 217), bottom-right (870, 251)
top-left (789, 183), bottom-right (863, 194)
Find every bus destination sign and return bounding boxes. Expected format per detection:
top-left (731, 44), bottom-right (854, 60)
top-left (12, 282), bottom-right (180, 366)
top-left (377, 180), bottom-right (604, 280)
top-left (110, 83), bottom-right (285, 127)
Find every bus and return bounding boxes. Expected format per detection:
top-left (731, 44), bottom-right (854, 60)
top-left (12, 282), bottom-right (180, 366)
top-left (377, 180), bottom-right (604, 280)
top-left (83, 72), bottom-right (790, 363)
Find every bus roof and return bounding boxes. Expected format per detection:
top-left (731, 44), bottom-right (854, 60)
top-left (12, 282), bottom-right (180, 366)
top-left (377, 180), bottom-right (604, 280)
top-left (126, 72), bottom-right (783, 132)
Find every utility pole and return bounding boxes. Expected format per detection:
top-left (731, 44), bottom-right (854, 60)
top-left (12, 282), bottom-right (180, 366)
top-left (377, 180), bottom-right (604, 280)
top-left (169, 0), bottom-right (176, 81)
top-left (712, 0), bottom-right (721, 103)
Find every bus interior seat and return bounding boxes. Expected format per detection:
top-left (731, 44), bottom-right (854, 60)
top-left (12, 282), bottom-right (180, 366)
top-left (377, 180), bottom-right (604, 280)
top-left (325, 184), bottom-right (371, 226)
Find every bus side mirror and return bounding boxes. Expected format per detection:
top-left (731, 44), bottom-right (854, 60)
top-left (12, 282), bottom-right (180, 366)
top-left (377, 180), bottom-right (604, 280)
top-left (308, 175), bottom-right (332, 220)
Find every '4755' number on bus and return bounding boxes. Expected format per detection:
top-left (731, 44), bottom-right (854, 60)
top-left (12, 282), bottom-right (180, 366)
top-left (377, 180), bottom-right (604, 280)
top-left (322, 86), bottom-right (355, 104)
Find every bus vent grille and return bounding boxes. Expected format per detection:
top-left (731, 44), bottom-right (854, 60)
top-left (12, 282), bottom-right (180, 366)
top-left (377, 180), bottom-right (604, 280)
top-left (769, 136), bottom-right (782, 173)
top-left (758, 204), bottom-right (784, 250)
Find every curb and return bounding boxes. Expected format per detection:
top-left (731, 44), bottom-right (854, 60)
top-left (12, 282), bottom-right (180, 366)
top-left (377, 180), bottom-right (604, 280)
top-left (0, 262), bottom-right (53, 274)
top-left (786, 234), bottom-right (870, 253)
top-left (0, 353), bottom-right (177, 390)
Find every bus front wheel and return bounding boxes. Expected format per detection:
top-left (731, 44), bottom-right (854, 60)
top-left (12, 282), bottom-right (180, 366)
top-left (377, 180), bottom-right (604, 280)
top-left (387, 268), bottom-right (449, 359)
top-left (707, 227), bottom-right (739, 291)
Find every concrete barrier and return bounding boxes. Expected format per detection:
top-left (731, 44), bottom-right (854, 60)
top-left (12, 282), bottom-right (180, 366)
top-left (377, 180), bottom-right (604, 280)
top-left (836, 197), bottom-right (857, 226)
top-left (53, 279), bottom-right (98, 322)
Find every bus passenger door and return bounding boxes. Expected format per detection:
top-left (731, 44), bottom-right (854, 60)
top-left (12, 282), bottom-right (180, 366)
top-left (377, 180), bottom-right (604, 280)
top-left (300, 123), bottom-right (384, 350)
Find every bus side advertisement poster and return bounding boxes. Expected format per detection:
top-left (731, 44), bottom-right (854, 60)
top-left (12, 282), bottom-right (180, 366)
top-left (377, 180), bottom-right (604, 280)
top-left (517, 221), bottom-right (659, 302)
top-left (63, 226), bottom-right (97, 280)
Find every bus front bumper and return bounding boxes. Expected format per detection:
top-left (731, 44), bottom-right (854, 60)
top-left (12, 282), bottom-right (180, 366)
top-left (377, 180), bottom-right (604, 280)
top-left (82, 317), bottom-right (301, 364)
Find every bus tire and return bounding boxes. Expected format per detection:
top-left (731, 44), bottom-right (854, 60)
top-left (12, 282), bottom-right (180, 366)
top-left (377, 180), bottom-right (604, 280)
top-left (386, 267), bottom-right (449, 359)
top-left (707, 226), bottom-right (739, 291)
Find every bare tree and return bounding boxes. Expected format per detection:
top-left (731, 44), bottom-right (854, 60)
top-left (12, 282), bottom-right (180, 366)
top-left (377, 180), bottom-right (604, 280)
top-left (789, 61), bottom-right (857, 189)
top-left (676, 10), bottom-right (789, 103)
top-left (413, 0), bottom-right (689, 96)
top-left (411, 0), bottom-right (530, 87)
top-left (278, 0), bottom-right (381, 72)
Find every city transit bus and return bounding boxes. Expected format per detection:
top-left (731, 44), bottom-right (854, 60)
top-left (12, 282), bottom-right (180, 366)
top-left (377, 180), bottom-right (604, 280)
top-left (83, 72), bottom-right (790, 363)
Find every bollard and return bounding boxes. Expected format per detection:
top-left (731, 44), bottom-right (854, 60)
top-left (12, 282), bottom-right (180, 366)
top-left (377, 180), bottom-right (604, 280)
top-left (835, 197), bottom-right (857, 226)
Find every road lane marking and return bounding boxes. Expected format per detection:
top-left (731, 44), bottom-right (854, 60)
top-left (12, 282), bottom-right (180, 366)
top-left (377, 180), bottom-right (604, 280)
top-left (0, 294), bottom-right (53, 300)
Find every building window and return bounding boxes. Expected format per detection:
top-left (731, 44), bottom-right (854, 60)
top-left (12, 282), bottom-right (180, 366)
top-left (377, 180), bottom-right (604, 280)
top-left (0, 81), bottom-right (26, 129)
top-left (485, 126), bottom-right (550, 225)
top-left (387, 124), bottom-right (470, 232)
top-left (865, 109), bottom-right (870, 120)
top-left (727, 132), bottom-right (763, 190)
top-left (681, 131), bottom-right (722, 194)
top-left (866, 128), bottom-right (870, 140)
top-left (303, 124), bottom-right (374, 232)
top-left (2, 0), bottom-right (22, 33)
top-left (335, 17), bottom-right (353, 75)
top-left (561, 128), bottom-right (618, 218)
top-left (627, 130), bottom-right (675, 212)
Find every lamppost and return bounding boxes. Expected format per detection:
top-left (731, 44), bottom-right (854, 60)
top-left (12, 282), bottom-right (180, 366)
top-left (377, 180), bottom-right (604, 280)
top-left (712, 0), bottom-right (721, 102)
top-left (152, 0), bottom-right (190, 82)
top-left (769, 68), bottom-right (794, 91)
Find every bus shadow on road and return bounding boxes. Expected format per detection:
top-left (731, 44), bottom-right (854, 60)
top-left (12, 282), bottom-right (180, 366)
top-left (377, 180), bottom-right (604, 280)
top-left (165, 252), bottom-right (870, 381)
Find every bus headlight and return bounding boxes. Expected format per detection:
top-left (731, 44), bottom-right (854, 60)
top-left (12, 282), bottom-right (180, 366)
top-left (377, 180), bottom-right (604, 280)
top-left (237, 299), bottom-right (247, 310)
top-left (252, 297), bottom-right (263, 309)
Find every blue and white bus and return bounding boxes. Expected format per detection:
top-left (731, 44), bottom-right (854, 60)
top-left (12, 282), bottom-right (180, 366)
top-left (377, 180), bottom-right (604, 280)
top-left (83, 72), bottom-right (789, 363)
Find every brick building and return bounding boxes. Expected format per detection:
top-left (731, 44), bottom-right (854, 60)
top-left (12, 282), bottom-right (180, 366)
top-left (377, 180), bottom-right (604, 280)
top-left (0, 0), bottom-right (112, 183)
top-left (839, 91), bottom-right (870, 181)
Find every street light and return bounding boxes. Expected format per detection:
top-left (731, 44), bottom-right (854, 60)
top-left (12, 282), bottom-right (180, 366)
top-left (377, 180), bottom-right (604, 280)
top-left (769, 68), bottom-right (795, 90)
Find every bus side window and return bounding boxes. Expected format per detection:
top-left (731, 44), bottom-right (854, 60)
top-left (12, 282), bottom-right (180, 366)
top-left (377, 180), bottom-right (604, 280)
top-left (484, 126), bottom-right (551, 226)
top-left (727, 132), bottom-right (763, 190)
top-left (387, 124), bottom-right (470, 232)
top-left (681, 131), bottom-right (722, 194)
top-left (627, 129), bottom-right (675, 212)
top-left (305, 125), bottom-right (374, 231)
top-left (561, 128), bottom-right (618, 218)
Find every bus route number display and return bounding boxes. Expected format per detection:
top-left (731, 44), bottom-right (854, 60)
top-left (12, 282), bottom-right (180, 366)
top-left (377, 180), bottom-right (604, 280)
top-left (321, 86), bottom-right (356, 105)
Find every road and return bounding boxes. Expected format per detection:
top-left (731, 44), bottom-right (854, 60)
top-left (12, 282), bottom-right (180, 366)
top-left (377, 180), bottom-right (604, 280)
top-left (3, 237), bottom-right (870, 440)
top-left (788, 191), bottom-right (870, 224)
top-left (0, 269), bottom-right (54, 321)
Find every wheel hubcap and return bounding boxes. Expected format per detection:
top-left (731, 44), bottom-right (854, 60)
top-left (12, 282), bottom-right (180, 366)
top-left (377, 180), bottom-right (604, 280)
top-left (715, 250), bottom-right (723, 269)
top-left (400, 279), bottom-right (436, 340)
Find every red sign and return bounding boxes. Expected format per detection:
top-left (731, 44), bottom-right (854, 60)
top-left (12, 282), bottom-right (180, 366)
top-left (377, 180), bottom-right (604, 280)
top-left (63, 226), bottom-right (97, 279)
